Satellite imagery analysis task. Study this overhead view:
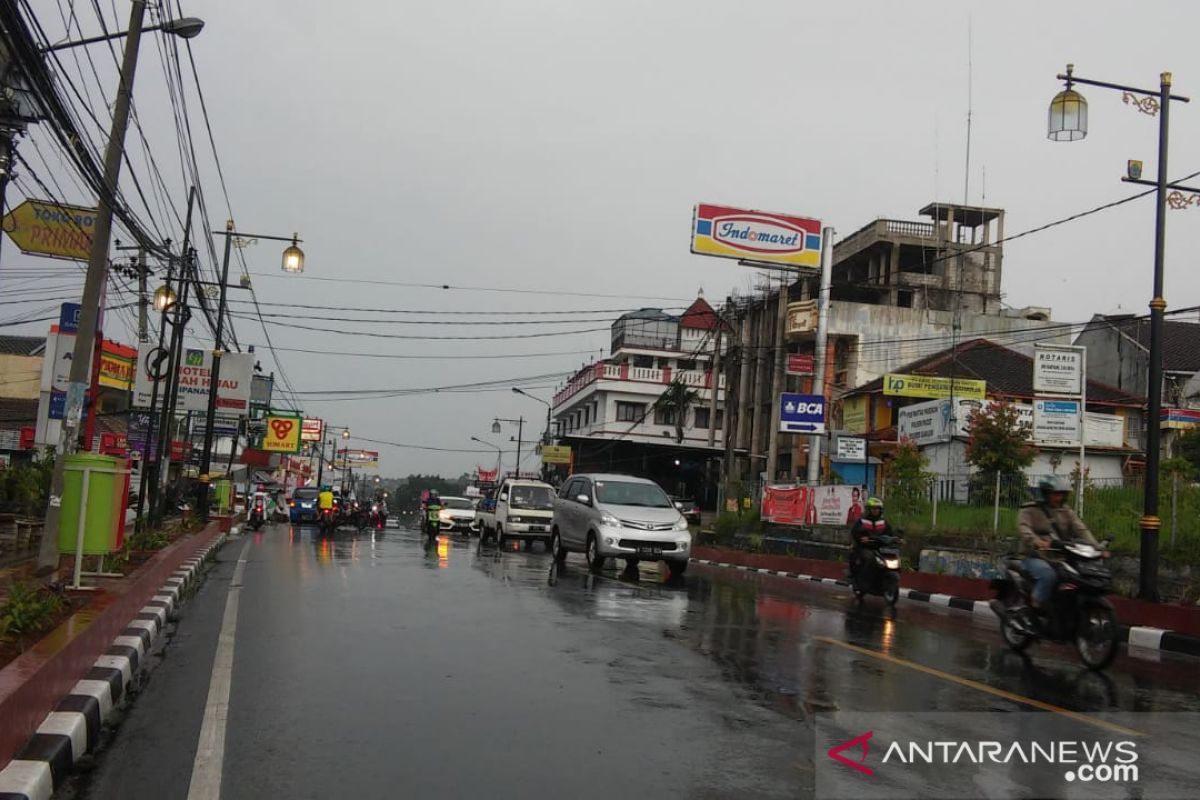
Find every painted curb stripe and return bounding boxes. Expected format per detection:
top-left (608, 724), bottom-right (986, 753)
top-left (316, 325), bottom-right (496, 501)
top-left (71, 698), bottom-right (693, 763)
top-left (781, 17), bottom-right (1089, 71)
top-left (69, 680), bottom-right (113, 719)
top-left (54, 696), bottom-right (100, 752)
top-left (0, 759), bottom-right (53, 800)
top-left (105, 645), bottom-right (140, 675)
top-left (15, 734), bottom-right (72, 788)
top-left (34, 713), bottom-right (86, 763)
top-left (83, 666), bottom-right (124, 706)
top-left (93, 656), bottom-right (133, 693)
top-left (111, 635), bottom-right (146, 659)
top-left (690, 557), bottom-right (1200, 657)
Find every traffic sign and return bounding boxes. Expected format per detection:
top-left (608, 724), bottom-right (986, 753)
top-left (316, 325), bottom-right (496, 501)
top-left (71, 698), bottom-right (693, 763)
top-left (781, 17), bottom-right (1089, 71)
top-left (779, 392), bottom-right (826, 434)
top-left (1, 199), bottom-right (96, 261)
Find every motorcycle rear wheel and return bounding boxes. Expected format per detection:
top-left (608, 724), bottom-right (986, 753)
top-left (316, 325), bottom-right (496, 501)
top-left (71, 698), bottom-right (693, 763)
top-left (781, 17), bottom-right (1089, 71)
top-left (1075, 604), bottom-right (1118, 670)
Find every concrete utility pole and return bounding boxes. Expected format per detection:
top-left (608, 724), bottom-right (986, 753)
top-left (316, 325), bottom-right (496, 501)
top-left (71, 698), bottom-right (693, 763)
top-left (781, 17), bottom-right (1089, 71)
top-left (706, 304), bottom-right (723, 448)
top-left (136, 248), bottom-right (148, 342)
top-left (765, 275), bottom-right (789, 482)
top-left (806, 227), bottom-right (835, 486)
top-left (40, 0), bottom-right (148, 571)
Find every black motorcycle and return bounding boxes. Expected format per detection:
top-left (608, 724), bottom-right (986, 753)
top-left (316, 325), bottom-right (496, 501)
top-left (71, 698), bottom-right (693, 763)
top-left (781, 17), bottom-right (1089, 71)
top-left (851, 534), bottom-right (902, 606)
top-left (248, 497), bottom-right (266, 531)
top-left (990, 538), bottom-right (1118, 670)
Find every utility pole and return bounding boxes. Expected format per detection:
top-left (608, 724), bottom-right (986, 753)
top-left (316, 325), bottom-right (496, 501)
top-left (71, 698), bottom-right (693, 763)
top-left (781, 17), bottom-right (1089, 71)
top-left (40, 0), bottom-right (148, 571)
top-left (765, 275), bottom-right (789, 482)
top-left (707, 304), bottom-right (723, 448)
top-left (197, 220), bottom-right (235, 521)
top-left (136, 248), bottom-right (148, 342)
top-left (806, 227), bottom-right (835, 486)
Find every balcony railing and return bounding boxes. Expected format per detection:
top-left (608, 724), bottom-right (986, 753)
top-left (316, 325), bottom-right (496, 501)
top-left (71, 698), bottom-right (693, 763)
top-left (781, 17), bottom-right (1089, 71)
top-left (553, 362), bottom-right (727, 408)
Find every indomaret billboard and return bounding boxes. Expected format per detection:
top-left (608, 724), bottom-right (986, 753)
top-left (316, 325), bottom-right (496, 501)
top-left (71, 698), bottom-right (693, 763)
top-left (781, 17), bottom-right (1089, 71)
top-left (691, 203), bottom-right (822, 269)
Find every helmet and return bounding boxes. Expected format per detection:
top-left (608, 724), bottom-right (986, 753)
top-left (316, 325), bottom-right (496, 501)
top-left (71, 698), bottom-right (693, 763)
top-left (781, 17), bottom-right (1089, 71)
top-left (865, 497), bottom-right (884, 513)
top-left (1037, 475), bottom-right (1072, 497)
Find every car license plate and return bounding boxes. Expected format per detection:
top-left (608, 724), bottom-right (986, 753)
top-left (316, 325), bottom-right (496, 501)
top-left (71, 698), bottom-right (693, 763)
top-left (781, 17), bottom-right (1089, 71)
top-left (528, 525), bottom-right (545, 533)
top-left (638, 546), bottom-right (663, 556)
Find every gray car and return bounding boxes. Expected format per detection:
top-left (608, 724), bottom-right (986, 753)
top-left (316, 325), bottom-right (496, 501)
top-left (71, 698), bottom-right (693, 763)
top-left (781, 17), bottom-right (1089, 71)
top-left (550, 473), bottom-right (692, 577)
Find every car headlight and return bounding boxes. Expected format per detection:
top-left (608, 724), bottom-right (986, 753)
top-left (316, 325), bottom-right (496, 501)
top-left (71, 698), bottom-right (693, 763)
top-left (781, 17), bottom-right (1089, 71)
top-left (673, 517), bottom-right (690, 531)
top-left (883, 558), bottom-right (900, 570)
top-left (600, 511), bottom-right (621, 528)
top-left (439, 510), bottom-right (452, 521)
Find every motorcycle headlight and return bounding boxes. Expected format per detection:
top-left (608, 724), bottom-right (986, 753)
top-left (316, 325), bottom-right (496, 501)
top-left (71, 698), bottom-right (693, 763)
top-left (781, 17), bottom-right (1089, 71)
top-left (600, 511), bottom-right (621, 528)
top-left (883, 558), bottom-right (901, 570)
top-left (673, 517), bottom-right (690, 531)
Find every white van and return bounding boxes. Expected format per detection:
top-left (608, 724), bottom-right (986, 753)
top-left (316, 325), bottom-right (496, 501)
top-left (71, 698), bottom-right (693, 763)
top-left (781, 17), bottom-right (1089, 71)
top-left (479, 479), bottom-right (556, 547)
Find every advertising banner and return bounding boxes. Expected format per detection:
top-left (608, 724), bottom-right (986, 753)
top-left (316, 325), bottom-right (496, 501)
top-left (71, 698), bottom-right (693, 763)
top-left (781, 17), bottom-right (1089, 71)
top-left (98, 341), bottom-right (136, 390)
top-left (336, 449), bottom-right (380, 469)
top-left (842, 395), bottom-right (868, 434)
top-left (301, 418), bottom-right (324, 443)
top-left (786, 353), bottom-right (815, 376)
top-left (1033, 343), bottom-right (1084, 395)
top-left (541, 444), bottom-right (572, 464)
top-left (134, 345), bottom-right (254, 416)
top-left (262, 414), bottom-right (302, 453)
top-left (691, 203), bottom-right (823, 269)
top-left (761, 485), bottom-right (815, 526)
top-left (779, 393), bottom-right (826, 434)
top-left (813, 485), bottom-right (868, 526)
top-left (884, 373), bottom-right (986, 401)
top-left (1, 200), bottom-right (96, 261)
top-left (1034, 399), bottom-right (1082, 446)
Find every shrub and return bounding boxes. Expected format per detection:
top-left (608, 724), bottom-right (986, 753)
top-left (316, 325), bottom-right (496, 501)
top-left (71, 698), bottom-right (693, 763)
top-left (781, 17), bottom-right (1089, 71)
top-left (2, 581), bottom-right (65, 636)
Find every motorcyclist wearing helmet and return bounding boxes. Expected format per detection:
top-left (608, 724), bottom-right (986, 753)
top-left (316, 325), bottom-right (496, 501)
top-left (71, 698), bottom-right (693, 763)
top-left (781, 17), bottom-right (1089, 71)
top-left (318, 484), bottom-right (335, 512)
top-left (1018, 475), bottom-right (1099, 611)
top-left (849, 497), bottom-right (894, 576)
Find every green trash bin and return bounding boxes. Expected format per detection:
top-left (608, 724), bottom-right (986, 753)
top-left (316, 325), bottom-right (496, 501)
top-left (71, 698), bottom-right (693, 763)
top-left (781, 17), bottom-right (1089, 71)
top-left (214, 480), bottom-right (232, 514)
top-left (59, 453), bottom-right (125, 556)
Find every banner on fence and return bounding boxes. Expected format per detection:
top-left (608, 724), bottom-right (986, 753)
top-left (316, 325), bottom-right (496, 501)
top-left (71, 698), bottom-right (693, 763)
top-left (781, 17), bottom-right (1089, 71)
top-left (761, 484), bottom-right (867, 527)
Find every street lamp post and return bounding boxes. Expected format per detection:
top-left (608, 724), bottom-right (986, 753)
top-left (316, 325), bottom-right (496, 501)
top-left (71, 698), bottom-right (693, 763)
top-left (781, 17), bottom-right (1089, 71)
top-left (512, 388), bottom-right (553, 479)
top-left (492, 417), bottom-right (524, 478)
top-left (1048, 64), bottom-right (1191, 601)
top-left (471, 436), bottom-right (503, 479)
top-left (197, 225), bottom-right (304, 520)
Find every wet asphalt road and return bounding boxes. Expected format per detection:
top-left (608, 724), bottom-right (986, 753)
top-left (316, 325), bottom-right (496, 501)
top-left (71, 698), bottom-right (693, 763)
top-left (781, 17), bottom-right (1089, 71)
top-left (65, 522), bottom-right (1200, 800)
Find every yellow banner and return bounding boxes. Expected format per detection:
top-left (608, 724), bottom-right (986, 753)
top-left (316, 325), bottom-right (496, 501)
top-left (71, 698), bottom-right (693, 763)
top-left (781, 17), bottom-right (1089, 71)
top-left (541, 445), bottom-right (572, 464)
top-left (842, 395), bottom-right (868, 434)
top-left (883, 373), bottom-right (986, 401)
top-left (98, 351), bottom-right (134, 390)
top-left (1, 199), bottom-right (96, 261)
top-left (262, 415), bottom-right (302, 453)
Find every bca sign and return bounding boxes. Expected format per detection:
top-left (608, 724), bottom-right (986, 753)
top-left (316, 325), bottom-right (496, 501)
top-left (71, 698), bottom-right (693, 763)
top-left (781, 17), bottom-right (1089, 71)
top-left (779, 393), bottom-right (826, 434)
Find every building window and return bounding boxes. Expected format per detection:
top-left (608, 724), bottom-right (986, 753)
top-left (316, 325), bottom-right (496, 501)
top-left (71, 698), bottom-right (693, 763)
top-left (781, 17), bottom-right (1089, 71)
top-left (654, 406), bottom-right (677, 426)
top-left (583, 407), bottom-right (590, 426)
top-left (592, 401), bottom-right (600, 423)
top-left (693, 408), bottom-right (724, 430)
top-left (616, 401), bottom-right (645, 422)
top-left (632, 355), bottom-right (654, 368)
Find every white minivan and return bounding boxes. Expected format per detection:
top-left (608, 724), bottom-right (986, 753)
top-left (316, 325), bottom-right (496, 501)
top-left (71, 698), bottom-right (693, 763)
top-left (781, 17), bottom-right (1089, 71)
top-left (479, 479), bottom-right (556, 547)
top-left (550, 473), bottom-right (691, 577)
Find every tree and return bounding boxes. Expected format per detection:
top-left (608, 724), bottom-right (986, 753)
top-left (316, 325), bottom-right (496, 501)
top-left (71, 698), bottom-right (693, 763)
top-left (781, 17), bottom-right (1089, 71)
top-left (964, 403), bottom-right (1037, 500)
top-left (653, 379), bottom-right (699, 444)
top-left (885, 439), bottom-right (934, 510)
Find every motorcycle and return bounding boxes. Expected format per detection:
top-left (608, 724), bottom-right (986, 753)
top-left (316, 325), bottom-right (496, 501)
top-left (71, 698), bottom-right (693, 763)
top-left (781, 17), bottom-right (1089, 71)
top-left (990, 538), bottom-right (1119, 670)
top-left (851, 533), bottom-right (902, 606)
top-left (248, 497), bottom-right (266, 531)
top-left (318, 506), bottom-right (337, 535)
top-left (424, 503), bottom-right (442, 541)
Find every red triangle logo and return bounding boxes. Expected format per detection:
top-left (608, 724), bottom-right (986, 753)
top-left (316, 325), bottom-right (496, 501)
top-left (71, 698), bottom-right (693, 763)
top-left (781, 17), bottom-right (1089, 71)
top-left (827, 730), bottom-right (874, 776)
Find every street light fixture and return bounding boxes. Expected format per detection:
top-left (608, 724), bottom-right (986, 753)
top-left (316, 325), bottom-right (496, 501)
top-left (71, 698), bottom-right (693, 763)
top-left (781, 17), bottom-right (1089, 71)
top-left (281, 234), bottom-right (305, 273)
top-left (41, 14), bottom-right (204, 52)
top-left (471, 436), bottom-right (503, 478)
top-left (152, 284), bottom-right (176, 312)
top-left (1048, 64), bottom-right (1192, 601)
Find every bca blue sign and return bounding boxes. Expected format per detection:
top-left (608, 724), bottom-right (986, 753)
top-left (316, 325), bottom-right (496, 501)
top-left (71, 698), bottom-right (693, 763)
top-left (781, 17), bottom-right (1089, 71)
top-left (779, 392), bottom-right (826, 433)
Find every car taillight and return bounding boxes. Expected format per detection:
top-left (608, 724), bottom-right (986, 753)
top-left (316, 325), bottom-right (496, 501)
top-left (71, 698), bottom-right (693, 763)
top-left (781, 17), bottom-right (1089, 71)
top-left (288, 500), bottom-right (295, 507)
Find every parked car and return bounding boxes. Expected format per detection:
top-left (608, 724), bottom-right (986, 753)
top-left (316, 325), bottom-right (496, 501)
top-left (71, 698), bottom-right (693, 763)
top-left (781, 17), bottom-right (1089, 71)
top-left (478, 478), bottom-right (556, 547)
top-left (290, 487), bottom-right (321, 523)
top-left (669, 496), bottom-right (701, 526)
top-left (437, 496), bottom-right (477, 534)
top-left (551, 473), bottom-right (691, 577)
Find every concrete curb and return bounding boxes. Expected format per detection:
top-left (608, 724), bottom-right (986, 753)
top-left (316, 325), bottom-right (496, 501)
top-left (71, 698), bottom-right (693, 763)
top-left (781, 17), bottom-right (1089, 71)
top-left (0, 527), bottom-right (236, 800)
top-left (689, 557), bottom-right (1200, 661)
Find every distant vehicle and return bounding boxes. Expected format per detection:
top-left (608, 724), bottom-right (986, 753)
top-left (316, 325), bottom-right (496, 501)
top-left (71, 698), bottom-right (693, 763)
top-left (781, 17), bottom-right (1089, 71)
top-left (290, 487), bottom-right (321, 523)
top-left (551, 473), bottom-right (691, 578)
top-left (478, 479), bottom-right (556, 548)
top-left (437, 496), bottom-right (477, 534)
top-left (669, 496), bottom-right (701, 526)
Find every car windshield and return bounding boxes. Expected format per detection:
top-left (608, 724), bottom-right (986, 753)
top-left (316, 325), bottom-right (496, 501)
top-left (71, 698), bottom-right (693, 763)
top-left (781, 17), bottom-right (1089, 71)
top-left (293, 488), bottom-right (319, 500)
top-left (594, 480), bottom-right (673, 508)
top-left (441, 497), bottom-right (474, 510)
top-left (509, 486), bottom-right (554, 510)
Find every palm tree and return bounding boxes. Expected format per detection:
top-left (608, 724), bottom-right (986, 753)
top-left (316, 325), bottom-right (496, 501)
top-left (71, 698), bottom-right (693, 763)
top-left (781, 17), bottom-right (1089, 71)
top-left (653, 379), bottom-right (699, 444)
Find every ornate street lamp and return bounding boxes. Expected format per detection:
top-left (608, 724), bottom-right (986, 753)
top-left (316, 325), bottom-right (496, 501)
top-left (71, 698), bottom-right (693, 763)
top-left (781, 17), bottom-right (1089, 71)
top-left (281, 234), bottom-right (305, 273)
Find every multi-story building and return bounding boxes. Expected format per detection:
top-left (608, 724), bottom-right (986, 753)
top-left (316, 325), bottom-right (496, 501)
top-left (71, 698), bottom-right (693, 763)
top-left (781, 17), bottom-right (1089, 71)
top-left (551, 295), bottom-right (730, 505)
top-left (723, 201), bottom-right (1070, 486)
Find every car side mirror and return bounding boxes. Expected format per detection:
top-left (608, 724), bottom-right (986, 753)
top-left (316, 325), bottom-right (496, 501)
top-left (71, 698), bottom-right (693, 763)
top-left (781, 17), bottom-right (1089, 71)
top-left (576, 494), bottom-right (591, 505)
top-left (499, 493), bottom-right (508, 502)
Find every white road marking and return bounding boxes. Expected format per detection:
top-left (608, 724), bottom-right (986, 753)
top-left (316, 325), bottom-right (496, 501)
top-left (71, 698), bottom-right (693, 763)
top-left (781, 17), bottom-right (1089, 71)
top-left (187, 536), bottom-right (252, 800)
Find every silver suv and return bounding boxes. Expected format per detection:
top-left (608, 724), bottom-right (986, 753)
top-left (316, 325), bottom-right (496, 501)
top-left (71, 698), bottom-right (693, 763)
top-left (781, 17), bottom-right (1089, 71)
top-left (550, 473), bottom-right (691, 577)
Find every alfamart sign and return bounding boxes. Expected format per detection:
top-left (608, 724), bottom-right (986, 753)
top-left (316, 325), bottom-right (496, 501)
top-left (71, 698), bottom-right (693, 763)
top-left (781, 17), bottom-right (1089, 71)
top-left (691, 203), bottom-right (822, 268)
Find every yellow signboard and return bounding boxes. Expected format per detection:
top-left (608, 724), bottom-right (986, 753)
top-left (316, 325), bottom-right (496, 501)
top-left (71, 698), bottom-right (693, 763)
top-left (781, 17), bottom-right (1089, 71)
top-left (262, 414), bottom-right (302, 453)
top-left (842, 395), bottom-right (868, 434)
top-left (1, 199), bottom-right (96, 261)
top-left (883, 373), bottom-right (986, 401)
top-left (541, 445), bottom-right (572, 465)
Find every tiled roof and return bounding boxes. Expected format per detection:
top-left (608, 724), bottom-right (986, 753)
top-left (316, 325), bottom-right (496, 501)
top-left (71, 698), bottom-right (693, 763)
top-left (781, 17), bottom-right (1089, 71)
top-left (0, 335), bottom-right (45, 357)
top-left (849, 338), bottom-right (1144, 406)
top-left (1094, 315), bottom-right (1200, 373)
top-left (0, 398), bottom-right (38, 430)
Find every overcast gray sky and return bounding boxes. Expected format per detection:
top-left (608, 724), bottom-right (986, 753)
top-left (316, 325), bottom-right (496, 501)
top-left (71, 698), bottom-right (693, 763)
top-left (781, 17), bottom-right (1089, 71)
top-left (7, 0), bottom-right (1200, 477)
